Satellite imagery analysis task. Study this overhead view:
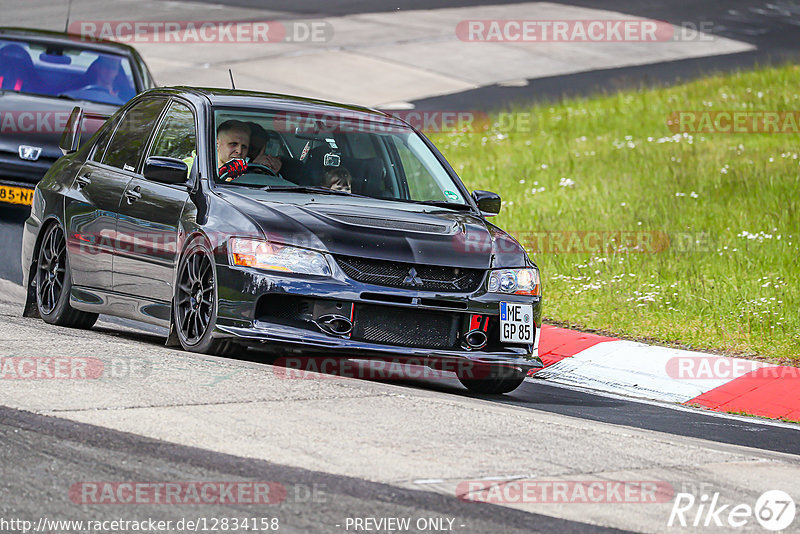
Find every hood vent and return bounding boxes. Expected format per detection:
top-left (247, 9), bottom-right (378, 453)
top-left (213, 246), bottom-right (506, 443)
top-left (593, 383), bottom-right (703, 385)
top-left (322, 212), bottom-right (451, 234)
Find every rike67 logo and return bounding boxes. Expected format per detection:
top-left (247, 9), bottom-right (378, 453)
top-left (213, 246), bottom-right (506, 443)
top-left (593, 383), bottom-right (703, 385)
top-left (668, 489), bottom-right (795, 531)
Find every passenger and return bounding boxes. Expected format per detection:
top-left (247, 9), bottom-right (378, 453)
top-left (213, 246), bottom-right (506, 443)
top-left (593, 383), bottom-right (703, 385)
top-left (245, 121), bottom-right (282, 173)
top-left (323, 167), bottom-right (352, 193)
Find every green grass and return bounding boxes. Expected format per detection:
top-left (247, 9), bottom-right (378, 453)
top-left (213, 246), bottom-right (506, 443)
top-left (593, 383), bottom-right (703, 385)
top-left (430, 64), bottom-right (800, 365)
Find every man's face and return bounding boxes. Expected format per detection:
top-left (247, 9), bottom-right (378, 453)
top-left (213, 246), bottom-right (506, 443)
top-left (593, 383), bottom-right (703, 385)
top-left (217, 128), bottom-right (249, 167)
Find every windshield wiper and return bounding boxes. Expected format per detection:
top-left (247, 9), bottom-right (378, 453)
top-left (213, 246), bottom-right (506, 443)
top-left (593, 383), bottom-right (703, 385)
top-left (262, 185), bottom-right (356, 196)
top-left (408, 200), bottom-right (472, 211)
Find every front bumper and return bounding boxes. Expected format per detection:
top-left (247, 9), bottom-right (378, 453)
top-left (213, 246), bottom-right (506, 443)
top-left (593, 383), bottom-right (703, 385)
top-left (218, 322), bottom-right (541, 371)
top-left (214, 262), bottom-right (543, 371)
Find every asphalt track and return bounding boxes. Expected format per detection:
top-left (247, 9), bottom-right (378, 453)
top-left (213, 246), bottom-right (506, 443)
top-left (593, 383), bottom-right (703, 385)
top-left (178, 0), bottom-right (800, 110)
top-left (1, 406), bottom-right (620, 534)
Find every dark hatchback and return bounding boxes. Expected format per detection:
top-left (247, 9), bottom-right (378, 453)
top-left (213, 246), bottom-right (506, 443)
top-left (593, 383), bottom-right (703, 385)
top-left (21, 87), bottom-right (542, 394)
top-left (0, 27), bottom-right (156, 207)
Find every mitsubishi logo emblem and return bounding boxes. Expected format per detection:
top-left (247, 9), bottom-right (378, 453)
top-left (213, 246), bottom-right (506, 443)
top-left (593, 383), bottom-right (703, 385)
top-left (403, 267), bottom-right (423, 287)
top-left (19, 145), bottom-right (42, 161)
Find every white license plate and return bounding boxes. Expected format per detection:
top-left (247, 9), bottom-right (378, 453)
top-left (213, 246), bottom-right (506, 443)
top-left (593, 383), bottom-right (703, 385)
top-left (500, 302), bottom-right (534, 343)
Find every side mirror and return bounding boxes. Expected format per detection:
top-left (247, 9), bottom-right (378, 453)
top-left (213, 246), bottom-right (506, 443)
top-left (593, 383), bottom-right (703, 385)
top-left (59, 106), bottom-right (83, 155)
top-left (143, 156), bottom-right (189, 185)
top-left (471, 190), bottom-right (501, 215)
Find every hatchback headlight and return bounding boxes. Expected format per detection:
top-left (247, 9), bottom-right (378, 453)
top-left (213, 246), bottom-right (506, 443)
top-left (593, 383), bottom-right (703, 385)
top-left (229, 238), bottom-right (331, 276)
top-left (487, 268), bottom-right (540, 296)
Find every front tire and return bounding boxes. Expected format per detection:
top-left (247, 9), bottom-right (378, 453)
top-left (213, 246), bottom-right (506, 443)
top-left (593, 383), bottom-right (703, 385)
top-left (35, 223), bottom-right (98, 329)
top-left (173, 237), bottom-right (238, 356)
top-left (458, 365), bottom-right (526, 394)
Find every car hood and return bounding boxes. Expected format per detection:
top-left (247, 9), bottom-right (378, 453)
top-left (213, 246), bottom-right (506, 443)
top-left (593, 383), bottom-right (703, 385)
top-left (0, 91), bottom-right (117, 161)
top-left (218, 190), bottom-right (530, 269)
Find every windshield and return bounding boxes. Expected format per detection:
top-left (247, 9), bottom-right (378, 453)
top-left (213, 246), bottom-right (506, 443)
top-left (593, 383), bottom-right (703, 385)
top-left (212, 108), bottom-right (469, 206)
top-left (0, 38), bottom-right (136, 105)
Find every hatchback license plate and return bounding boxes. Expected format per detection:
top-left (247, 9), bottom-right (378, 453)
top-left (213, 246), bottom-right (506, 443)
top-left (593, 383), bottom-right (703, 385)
top-left (0, 184), bottom-right (34, 206)
top-left (500, 302), bottom-right (534, 343)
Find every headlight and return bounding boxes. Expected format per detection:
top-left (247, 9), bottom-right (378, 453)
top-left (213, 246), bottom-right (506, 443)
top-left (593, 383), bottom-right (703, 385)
top-left (229, 238), bottom-right (331, 276)
top-left (487, 268), bottom-right (540, 296)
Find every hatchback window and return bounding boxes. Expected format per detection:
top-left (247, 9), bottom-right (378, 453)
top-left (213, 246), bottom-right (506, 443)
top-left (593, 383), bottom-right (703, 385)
top-left (103, 99), bottom-right (166, 172)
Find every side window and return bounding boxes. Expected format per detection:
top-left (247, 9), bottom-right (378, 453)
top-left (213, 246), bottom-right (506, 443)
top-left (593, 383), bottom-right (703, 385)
top-left (389, 136), bottom-right (443, 201)
top-left (89, 118), bottom-right (118, 163)
top-left (148, 101), bottom-right (197, 162)
top-left (103, 98), bottom-right (167, 171)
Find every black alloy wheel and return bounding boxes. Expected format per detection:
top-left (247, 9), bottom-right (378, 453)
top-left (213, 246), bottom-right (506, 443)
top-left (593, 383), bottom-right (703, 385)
top-left (173, 238), bottom-right (238, 356)
top-left (35, 224), bottom-right (98, 328)
top-left (176, 248), bottom-right (215, 345)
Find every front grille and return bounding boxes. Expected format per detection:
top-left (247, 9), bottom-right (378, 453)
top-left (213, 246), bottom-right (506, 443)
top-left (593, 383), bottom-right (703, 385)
top-left (335, 255), bottom-right (484, 292)
top-left (352, 304), bottom-right (459, 348)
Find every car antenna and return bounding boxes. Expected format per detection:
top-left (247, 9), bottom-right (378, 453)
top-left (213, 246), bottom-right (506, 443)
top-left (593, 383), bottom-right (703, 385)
top-left (64, 0), bottom-right (73, 34)
top-left (228, 69), bottom-right (236, 90)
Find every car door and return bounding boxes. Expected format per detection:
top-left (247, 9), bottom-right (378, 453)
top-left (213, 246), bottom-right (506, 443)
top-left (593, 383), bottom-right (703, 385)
top-left (64, 114), bottom-right (126, 291)
top-left (113, 99), bottom-right (196, 302)
top-left (64, 97), bottom-right (167, 291)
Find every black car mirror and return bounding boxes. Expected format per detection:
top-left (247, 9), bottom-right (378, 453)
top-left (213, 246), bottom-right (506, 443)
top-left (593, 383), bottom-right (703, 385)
top-left (471, 190), bottom-right (501, 215)
top-left (59, 106), bottom-right (83, 155)
top-left (143, 156), bottom-right (189, 185)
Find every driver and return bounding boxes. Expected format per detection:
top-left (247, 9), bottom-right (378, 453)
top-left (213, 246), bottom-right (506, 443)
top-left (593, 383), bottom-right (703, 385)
top-left (216, 120), bottom-right (251, 180)
top-left (180, 120), bottom-right (251, 180)
top-left (85, 56), bottom-right (122, 97)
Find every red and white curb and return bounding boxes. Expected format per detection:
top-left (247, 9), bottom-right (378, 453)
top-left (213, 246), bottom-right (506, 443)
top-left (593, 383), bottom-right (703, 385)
top-left (529, 325), bottom-right (800, 421)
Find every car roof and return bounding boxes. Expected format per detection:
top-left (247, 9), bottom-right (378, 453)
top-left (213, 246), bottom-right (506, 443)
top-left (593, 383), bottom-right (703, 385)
top-left (0, 27), bottom-right (139, 56)
top-left (166, 86), bottom-right (406, 126)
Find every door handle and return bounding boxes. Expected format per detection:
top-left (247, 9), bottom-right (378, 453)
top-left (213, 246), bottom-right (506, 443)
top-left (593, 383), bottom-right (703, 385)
top-left (124, 186), bottom-right (142, 204)
top-left (75, 173), bottom-right (91, 189)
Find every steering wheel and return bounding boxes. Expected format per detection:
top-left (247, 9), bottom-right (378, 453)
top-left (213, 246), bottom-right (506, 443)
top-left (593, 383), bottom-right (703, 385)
top-left (58, 85), bottom-right (116, 101)
top-left (246, 163), bottom-right (279, 176)
top-left (219, 163), bottom-right (278, 181)
top-left (77, 84), bottom-right (113, 93)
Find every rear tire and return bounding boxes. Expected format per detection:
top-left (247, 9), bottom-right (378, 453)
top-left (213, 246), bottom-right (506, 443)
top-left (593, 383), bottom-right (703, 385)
top-left (35, 223), bottom-right (98, 329)
top-left (173, 237), bottom-right (240, 357)
top-left (458, 365), bottom-right (526, 394)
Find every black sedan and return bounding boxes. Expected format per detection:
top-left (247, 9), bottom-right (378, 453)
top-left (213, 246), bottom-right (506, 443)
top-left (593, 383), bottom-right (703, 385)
top-left (21, 87), bottom-right (542, 394)
top-left (0, 27), bottom-right (156, 207)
